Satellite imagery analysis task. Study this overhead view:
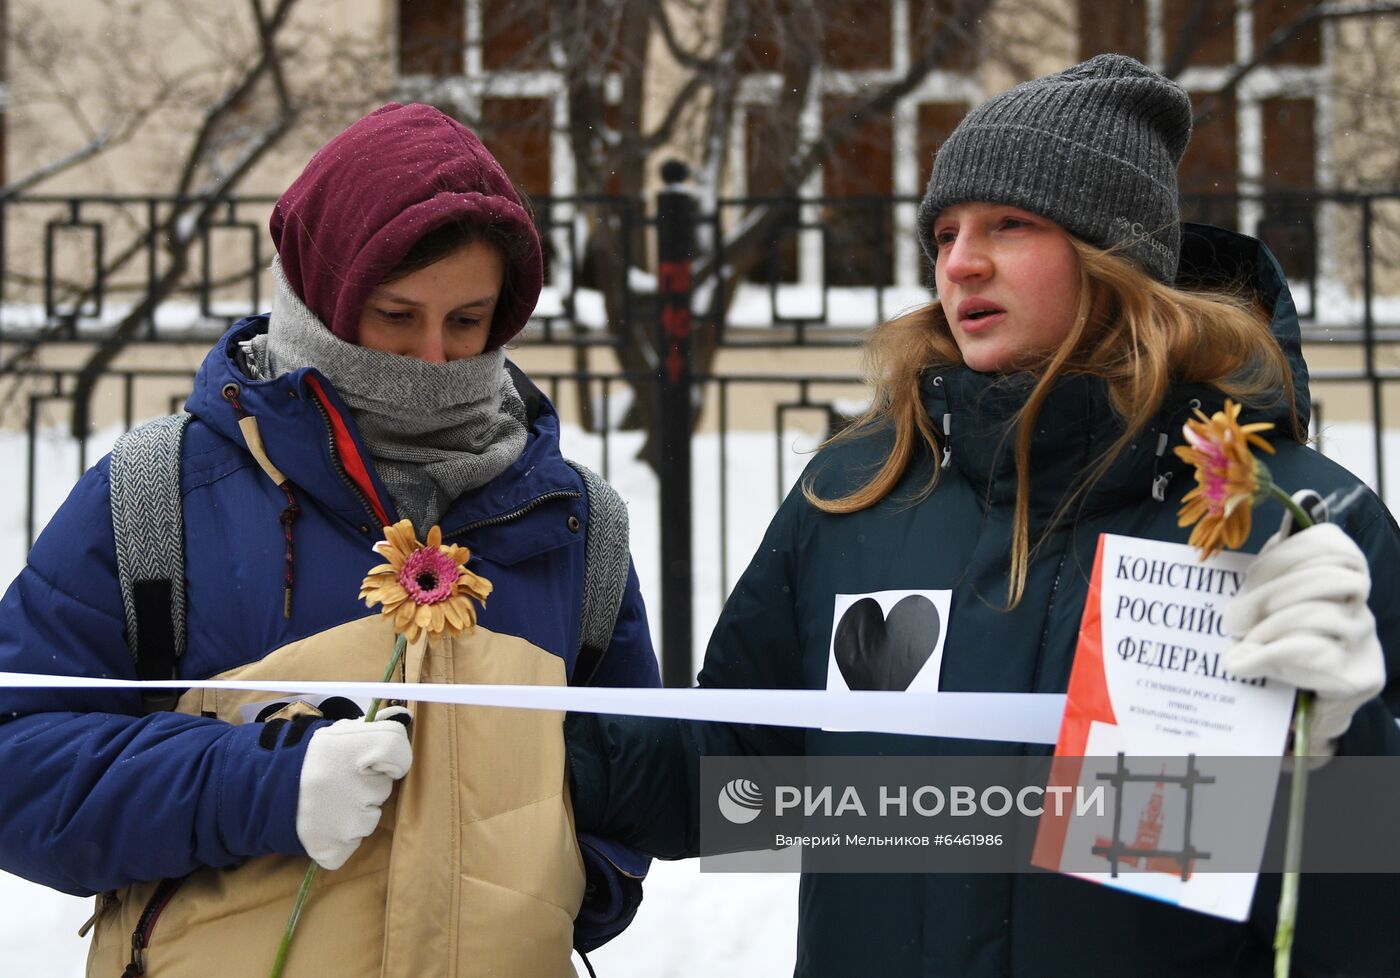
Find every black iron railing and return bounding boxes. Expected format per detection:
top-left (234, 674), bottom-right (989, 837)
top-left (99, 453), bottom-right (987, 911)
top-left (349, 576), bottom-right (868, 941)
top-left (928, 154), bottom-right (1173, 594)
top-left (2, 182), bottom-right (1399, 683)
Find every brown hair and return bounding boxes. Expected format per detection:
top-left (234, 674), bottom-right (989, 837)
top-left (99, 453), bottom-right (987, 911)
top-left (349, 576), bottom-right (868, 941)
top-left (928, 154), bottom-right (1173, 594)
top-left (382, 221), bottom-right (520, 284)
top-left (382, 181), bottom-right (537, 286)
top-left (803, 236), bottom-right (1305, 607)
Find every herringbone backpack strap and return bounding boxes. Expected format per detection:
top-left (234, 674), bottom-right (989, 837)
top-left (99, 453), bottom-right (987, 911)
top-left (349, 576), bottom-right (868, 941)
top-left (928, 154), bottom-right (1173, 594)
top-left (109, 412), bottom-right (193, 712)
top-left (564, 460), bottom-right (630, 686)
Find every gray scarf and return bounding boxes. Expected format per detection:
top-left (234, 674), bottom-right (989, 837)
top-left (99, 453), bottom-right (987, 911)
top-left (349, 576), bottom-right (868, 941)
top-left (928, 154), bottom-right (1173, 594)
top-left (244, 260), bottom-right (528, 531)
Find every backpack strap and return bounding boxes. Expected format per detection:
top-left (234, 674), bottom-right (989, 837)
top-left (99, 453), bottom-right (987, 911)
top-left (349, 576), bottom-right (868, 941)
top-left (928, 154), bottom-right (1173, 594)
top-left (564, 459), bottom-right (631, 686)
top-left (107, 404), bottom-right (630, 695)
top-left (109, 412), bottom-right (193, 713)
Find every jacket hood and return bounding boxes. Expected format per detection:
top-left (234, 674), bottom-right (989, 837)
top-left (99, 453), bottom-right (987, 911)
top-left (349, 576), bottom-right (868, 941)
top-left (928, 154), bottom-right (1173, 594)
top-left (921, 224), bottom-right (1310, 519)
top-left (270, 103), bottom-right (542, 350)
top-left (1176, 222), bottom-right (1310, 425)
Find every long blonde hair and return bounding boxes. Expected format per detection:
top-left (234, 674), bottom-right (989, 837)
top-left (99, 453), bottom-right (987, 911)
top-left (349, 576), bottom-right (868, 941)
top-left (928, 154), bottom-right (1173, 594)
top-left (804, 237), bottom-right (1304, 607)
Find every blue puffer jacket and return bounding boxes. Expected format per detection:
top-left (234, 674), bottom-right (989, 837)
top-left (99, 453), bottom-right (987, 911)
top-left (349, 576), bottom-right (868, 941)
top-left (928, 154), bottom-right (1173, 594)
top-left (0, 316), bottom-right (658, 956)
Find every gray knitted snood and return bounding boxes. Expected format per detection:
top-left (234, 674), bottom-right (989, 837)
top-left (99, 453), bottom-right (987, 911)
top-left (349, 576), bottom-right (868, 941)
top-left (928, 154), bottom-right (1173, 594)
top-left (247, 260), bottom-right (528, 531)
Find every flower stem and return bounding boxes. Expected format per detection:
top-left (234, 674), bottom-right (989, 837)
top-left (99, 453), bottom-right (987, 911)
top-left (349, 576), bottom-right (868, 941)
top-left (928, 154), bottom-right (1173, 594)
top-left (1268, 484), bottom-right (1315, 532)
top-left (1266, 483), bottom-right (1313, 978)
top-left (367, 633), bottom-right (409, 721)
top-left (1276, 691), bottom-right (1313, 978)
top-left (268, 632), bottom-right (408, 978)
top-left (268, 862), bottom-right (317, 978)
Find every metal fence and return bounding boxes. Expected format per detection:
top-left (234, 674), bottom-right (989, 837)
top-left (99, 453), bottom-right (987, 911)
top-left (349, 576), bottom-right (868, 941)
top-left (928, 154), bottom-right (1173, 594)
top-left (2, 184), bottom-right (1399, 682)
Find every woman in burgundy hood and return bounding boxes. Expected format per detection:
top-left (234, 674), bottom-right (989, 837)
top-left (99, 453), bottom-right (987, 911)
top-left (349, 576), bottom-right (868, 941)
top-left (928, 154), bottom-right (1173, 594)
top-left (0, 102), bottom-right (659, 978)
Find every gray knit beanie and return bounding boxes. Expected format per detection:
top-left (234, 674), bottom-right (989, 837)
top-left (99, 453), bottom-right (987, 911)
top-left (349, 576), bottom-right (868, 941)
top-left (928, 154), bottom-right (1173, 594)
top-left (917, 54), bottom-right (1193, 283)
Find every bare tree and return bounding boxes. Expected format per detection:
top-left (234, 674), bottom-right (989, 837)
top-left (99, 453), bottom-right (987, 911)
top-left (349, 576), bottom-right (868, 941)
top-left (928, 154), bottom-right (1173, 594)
top-left (1309, 3), bottom-right (1400, 189)
top-left (443, 0), bottom-right (996, 467)
top-left (451, 0), bottom-right (1390, 467)
top-left (1192, 1), bottom-right (1400, 128)
top-left (1, 0), bottom-right (392, 435)
top-left (7, 0), bottom-right (1399, 453)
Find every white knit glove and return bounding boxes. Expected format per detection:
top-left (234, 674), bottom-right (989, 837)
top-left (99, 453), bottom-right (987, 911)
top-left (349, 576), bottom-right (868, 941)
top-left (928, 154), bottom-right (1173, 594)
top-left (296, 707), bottom-right (413, 870)
top-left (1222, 523), bottom-right (1385, 755)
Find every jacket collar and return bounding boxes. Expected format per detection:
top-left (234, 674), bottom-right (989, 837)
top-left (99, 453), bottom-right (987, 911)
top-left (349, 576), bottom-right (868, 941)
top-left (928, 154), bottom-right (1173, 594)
top-left (185, 317), bottom-right (579, 537)
top-left (920, 225), bottom-right (1310, 520)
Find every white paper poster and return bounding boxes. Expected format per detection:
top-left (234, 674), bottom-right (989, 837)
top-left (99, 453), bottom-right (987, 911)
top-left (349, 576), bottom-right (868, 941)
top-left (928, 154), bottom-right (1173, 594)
top-left (1033, 533), bottom-right (1295, 922)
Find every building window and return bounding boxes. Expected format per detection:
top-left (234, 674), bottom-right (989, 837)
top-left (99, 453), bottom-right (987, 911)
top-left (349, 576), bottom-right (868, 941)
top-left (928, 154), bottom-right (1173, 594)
top-left (822, 0), bottom-right (892, 70)
top-left (916, 101), bottom-right (969, 285)
top-left (1260, 97), bottom-right (1317, 278)
top-left (916, 102), bottom-right (968, 190)
top-left (741, 0), bottom-right (792, 72)
top-left (1180, 92), bottom-right (1239, 231)
top-left (398, 0), bottom-right (464, 77)
top-left (822, 97), bottom-right (893, 286)
top-left (908, 2), bottom-right (980, 71)
top-left (1077, 1), bottom-right (1324, 280)
top-left (739, 0), bottom-right (976, 287)
top-left (1161, 0), bottom-right (1236, 69)
top-left (1255, 0), bottom-right (1323, 65)
top-left (478, 97), bottom-right (553, 198)
top-left (1077, 0), bottom-right (1146, 62)
top-left (745, 106), bottom-right (799, 283)
top-left (480, 0), bottom-right (551, 70)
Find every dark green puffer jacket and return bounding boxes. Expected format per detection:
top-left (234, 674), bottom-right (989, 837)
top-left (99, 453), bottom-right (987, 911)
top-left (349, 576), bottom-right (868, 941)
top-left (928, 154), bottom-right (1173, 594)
top-left (568, 226), bottom-right (1400, 977)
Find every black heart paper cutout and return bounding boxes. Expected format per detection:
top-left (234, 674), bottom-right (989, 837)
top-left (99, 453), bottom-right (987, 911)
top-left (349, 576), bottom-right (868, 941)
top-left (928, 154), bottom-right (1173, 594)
top-left (833, 595), bottom-right (941, 691)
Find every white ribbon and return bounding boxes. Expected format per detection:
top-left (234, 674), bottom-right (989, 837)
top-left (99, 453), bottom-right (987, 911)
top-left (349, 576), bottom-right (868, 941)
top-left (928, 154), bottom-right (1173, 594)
top-left (0, 672), bottom-right (1065, 744)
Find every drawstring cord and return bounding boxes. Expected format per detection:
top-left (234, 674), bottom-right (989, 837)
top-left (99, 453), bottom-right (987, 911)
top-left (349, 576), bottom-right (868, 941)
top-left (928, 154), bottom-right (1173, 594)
top-left (277, 483), bottom-right (301, 619)
top-left (1151, 431), bottom-right (1171, 502)
top-left (223, 383), bottom-right (300, 619)
top-left (941, 411), bottom-right (953, 469)
top-left (930, 375), bottom-right (953, 469)
top-left (1151, 397), bottom-right (1202, 502)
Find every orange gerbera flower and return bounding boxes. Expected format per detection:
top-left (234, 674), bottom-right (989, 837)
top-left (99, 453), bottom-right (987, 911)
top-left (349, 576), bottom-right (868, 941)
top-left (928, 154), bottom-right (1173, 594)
top-left (1172, 399), bottom-right (1276, 560)
top-left (358, 520), bottom-right (492, 643)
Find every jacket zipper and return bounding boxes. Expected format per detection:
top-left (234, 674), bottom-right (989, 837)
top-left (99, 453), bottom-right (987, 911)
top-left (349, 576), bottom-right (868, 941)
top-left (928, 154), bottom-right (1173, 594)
top-left (445, 489), bottom-right (582, 538)
top-left (122, 877), bottom-right (185, 977)
top-left (307, 391), bottom-right (385, 527)
top-left (77, 891), bottom-right (117, 938)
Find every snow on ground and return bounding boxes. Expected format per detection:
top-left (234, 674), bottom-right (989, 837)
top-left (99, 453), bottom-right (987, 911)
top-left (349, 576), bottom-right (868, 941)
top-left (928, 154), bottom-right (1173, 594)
top-left (0, 420), bottom-right (816, 975)
top-left (0, 862), bottom-right (800, 977)
top-left (0, 415), bottom-right (1397, 974)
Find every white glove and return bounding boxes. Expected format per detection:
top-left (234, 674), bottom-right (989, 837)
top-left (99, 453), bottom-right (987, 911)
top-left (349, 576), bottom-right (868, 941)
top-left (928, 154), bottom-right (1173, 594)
top-left (1223, 522), bottom-right (1385, 754)
top-left (296, 706), bottom-right (413, 870)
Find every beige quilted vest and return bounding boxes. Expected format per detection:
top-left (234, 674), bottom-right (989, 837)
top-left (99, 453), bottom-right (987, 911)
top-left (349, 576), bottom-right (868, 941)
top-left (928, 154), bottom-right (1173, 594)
top-left (85, 614), bottom-right (584, 978)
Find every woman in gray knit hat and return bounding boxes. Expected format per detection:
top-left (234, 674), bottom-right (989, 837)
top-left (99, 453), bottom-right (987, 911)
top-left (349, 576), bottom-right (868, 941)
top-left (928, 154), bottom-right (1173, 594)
top-left (566, 55), bottom-right (1400, 976)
